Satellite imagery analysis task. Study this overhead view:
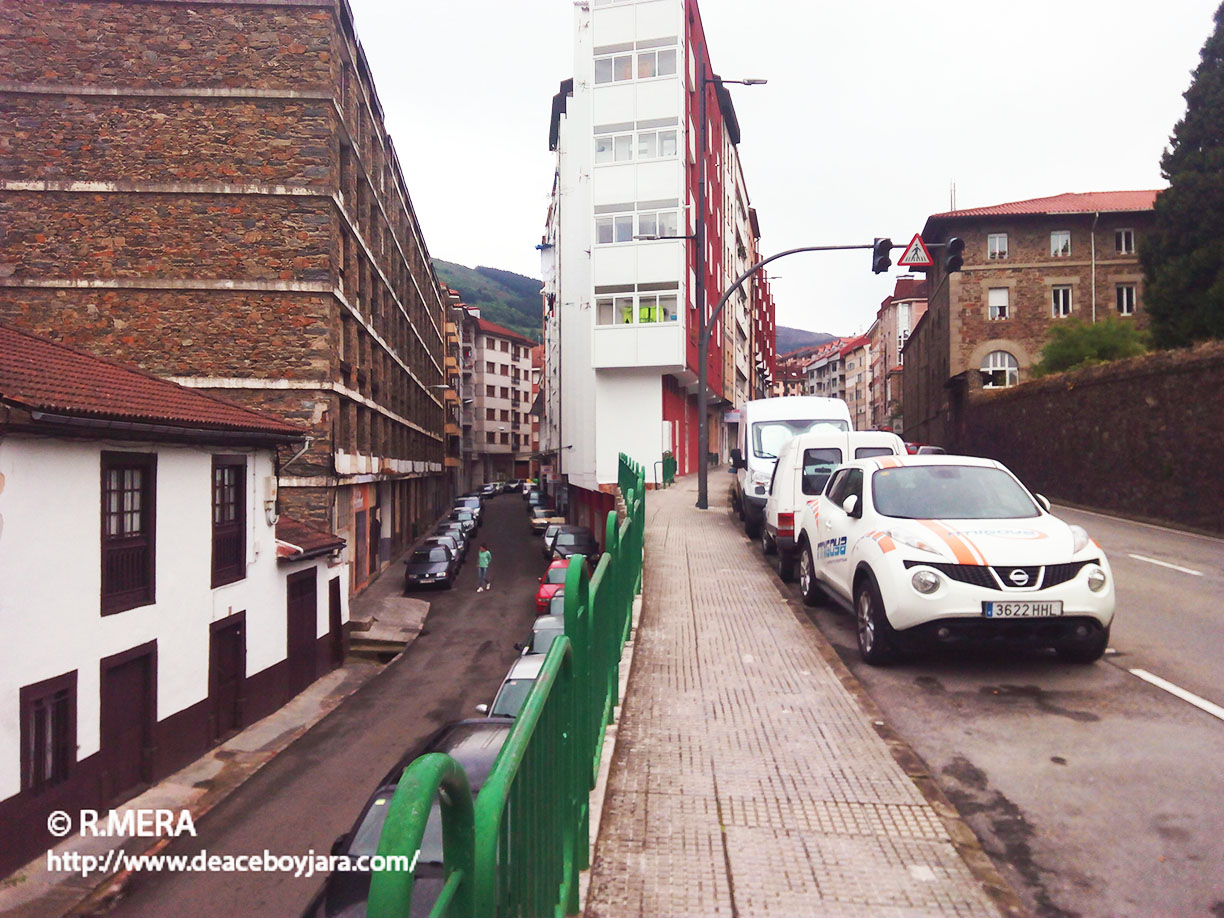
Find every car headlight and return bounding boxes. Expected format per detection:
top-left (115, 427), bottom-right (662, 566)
top-left (886, 530), bottom-right (942, 555)
top-left (911, 569), bottom-right (941, 594)
top-left (1069, 525), bottom-right (1091, 554)
top-left (1086, 564), bottom-right (1108, 592)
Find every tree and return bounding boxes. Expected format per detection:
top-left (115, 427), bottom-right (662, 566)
top-left (1031, 318), bottom-right (1148, 377)
top-left (1142, 3), bottom-right (1224, 347)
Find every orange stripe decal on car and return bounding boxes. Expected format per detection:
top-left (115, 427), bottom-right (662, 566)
top-left (919, 519), bottom-right (987, 565)
top-left (876, 457), bottom-right (904, 469)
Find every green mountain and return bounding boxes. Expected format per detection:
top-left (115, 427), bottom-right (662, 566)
top-left (433, 260), bottom-right (543, 342)
top-left (776, 325), bottom-right (835, 355)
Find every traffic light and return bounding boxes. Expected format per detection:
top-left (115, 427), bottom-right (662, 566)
top-left (872, 237), bottom-right (892, 274)
top-left (945, 236), bottom-right (964, 273)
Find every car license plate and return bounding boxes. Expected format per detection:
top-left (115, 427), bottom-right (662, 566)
top-left (982, 600), bottom-right (1063, 618)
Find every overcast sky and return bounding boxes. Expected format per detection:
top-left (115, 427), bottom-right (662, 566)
top-left (349, 0), bottom-right (1218, 337)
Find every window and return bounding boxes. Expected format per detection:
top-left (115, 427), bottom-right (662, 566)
top-left (637, 129), bottom-right (678, 159)
top-left (987, 233), bottom-right (1008, 260)
top-left (636, 210), bottom-right (679, 240)
top-left (1051, 285), bottom-right (1073, 318)
top-left (1116, 228), bottom-right (1135, 255)
top-left (981, 350), bottom-right (1019, 388)
top-left (638, 294), bottom-right (679, 323)
top-left (1050, 230), bottom-right (1071, 257)
top-left (596, 293), bottom-right (679, 325)
top-left (500, 364), bottom-right (509, 376)
top-left (594, 133), bottom-right (632, 164)
top-left (486, 408), bottom-right (496, 421)
top-left (485, 361), bottom-right (495, 373)
top-left (1117, 284), bottom-right (1136, 316)
top-left (637, 48), bottom-right (677, 79)
top-left (897, 328), bottom-right (910, 364)
top-left (500, 432), bottom-right (509, 445)
top-left (595, 214), bottom-right (634, 244)
top-left (501, 409), bottom-right (510, 421)
top-left (597, 295), bottom-right (635, 325)
top-left (594, 53), bottom-right (633, 84)
top-left (988, 287), bottom-right (1010, 320)
top-left (485, 384), bottom-right (495, 397)
top-left (486, 432), bottom-right (496, 444)
top-left (500, 340), bottom-right (509, 353)
top-left (21, 672), bottom-right (76, 794)
top-left (802, 447), bottom-right (843, 495)
top-left (101, 452), bottom-right (156, 614)
top-left (500, 386), bottom-right (510, 399)
top-left (211, 456), bottom-right (246, 588)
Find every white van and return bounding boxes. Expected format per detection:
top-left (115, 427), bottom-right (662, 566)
top-left (730, 396), bottom-right (852, 538)
top-left (760, 430), bottom-right (904, 580)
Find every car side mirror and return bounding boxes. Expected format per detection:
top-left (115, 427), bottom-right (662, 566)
top-left (330, 834), bottom-right (349, 856)
top-left (475, 703), bottom-right (489, 714)
top-left (842, 494), bottom-right (860, 518)
top-left (1035, 494), bottom-right (1051, 512)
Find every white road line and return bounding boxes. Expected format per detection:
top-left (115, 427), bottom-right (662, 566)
top-left (1129, 669), bottom-right (1224, 722)
top-left (1053, 504), bottom-right (1224, 544)
top-left (1126, 553), bottom-right (1203, 576)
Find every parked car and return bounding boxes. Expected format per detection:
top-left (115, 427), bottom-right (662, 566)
top-left (903, 441), bottom-right (946, 455)
top-left (300, 718), bottom-right (513, 918)
top-left (535, 559), bottom-right (569, 611)
top-left (516, 614), bottom-right (565, 656)
top-left (525, 489), bottom-right (545, 509)
top-left (529, 506), bottom-right (566, 535)
top-left (480, 482), bottom-right (499, 497)
top-left (454, 495), bottom-right (483, 525)
top-left (505, 478), bottom-right (524, 493)
top-left (794, 455), bottom-right (1116, 665)
top-left (476, 654), bottom-right (546, 718)
top-left (450, 507), bottom-right (478, 535)
top-left (544, 589), bottom-right (565, 618)
top-left (421, 534), bottom-right (463, 567)
top-left (433, 523), bottom-right (469, 559)
top-left (403, 544), bottom-right (459, 590)
top-left (542, 523), bottom-right (585, 557)
top-left (549, 529), bottom-right (601, 563)
top-left (762, 430), bottom-right (905, 581)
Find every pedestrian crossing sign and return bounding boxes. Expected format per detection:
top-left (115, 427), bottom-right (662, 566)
top-left (897, 233), bottom-right (933, 268)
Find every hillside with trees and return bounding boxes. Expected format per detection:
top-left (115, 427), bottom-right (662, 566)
top-left (433, 260), bottom-right (543, 342)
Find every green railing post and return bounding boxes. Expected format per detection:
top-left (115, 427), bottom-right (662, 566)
top-left (368, 753), bottom-right (475, 918)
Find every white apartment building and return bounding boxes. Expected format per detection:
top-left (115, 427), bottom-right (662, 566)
top-left (463, 313), bottom-right (535, 486)
top-left (542, 0), bottom-right (774, 531)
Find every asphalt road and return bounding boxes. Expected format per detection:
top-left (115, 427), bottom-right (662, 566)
top-left (762, 502), bottom-right (1224, 918)
top-left (87, 490), bottom-right (547, 918)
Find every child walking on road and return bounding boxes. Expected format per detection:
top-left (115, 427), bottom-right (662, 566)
top-left (477, 544), bottom-right (491, 592)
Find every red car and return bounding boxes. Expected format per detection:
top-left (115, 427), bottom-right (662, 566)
top-left (535, 560), bottom-right (569, 611)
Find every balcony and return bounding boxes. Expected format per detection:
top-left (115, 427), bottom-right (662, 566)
top-left (445, 422), bottom-right (462, 437)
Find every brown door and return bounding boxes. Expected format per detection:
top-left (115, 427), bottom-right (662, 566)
top-left (209, 615), bottom-right (245, 742)
top-left (100, 649), bottom-right (153, 803)
top-left (286, 571), bottom-right (318, 696)
top-left (328, 577), bottom-right (344, 666)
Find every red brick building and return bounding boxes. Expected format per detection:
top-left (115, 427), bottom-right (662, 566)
top-left (0, 0), bottom-right (451, 594)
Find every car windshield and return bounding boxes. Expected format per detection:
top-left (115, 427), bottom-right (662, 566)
top-left (412, 548), bottom-right (450, 563)
top-left (752, 418), bottom-right (848, 458)
top-left (545, 567), bottom-right (567, 584)
top-left (491, 678), bottom-right (536, 717)
top-left (555, 533), bottom-right (579, 546)
top-left (531, 624), bottom-right (564, 654)
top-left (346, 787), bottom-right (398, 860)
top-left (454, 510), bottom-right (473, 519)
top-left (871, 466), bottom-right (1040, 520)
top-left (532, 508), bottom-right (553, 519)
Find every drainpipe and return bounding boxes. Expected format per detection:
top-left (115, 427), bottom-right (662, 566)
top-left (1090, 212), bottom-right (1099, 323)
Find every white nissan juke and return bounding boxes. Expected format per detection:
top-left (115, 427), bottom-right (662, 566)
top-left (794, 455), bottom-right (1116, 665)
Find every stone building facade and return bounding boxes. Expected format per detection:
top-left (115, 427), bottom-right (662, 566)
top-left (0, 0), bottom-right (451, 594)
top-left (903, 191), bottom-right (1157, 447)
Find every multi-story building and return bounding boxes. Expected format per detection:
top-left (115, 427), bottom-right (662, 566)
top-left (868, 277), bottom-right (927, 432)
top-left (462, 315), bottom-right (535, 485)
top-left (0, 325), bottom-right (346, 876)
top-left (840, 335), bottom-right (872, 429)
top-left (0, 0), bottom-right (450, 595)
top-left (904, 191), bottom-right (1157, 446)
top-left (804, 338), bottom-right (851, 399)
top-left (542, 0), bottom-right (775, 532)
top-left (441, 289), bottom-right (465, 495)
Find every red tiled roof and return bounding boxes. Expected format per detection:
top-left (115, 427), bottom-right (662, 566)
top-left (930, 190), bottom-right (1159, 219)
top-left (0, 324), bottom-right (303, 437)
top-left (839, 334), bottom-right (870, 356)
top-left (474, 317), bottom-right (537, 348)
top-left (275, 515), bottom-right (346, 561)
top-left (892, 277), bottom-right (928, 301)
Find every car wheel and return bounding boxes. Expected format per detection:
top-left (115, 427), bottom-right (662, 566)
top-left (1056, 624), bottom-right (1110, 663)
top-left (760, 527), bottom-right (775, 555)
top-left (777, 549), bottom-right (794, 583)
top-left (799, 544), bottom-right (823, 606)
top-left (855, 574), bottom-right (898, 665)
top-left (744, 516), bottom-right (761, 539)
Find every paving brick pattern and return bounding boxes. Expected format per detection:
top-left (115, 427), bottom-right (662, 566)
top-left (585, 475), bottom-right (1001, 917)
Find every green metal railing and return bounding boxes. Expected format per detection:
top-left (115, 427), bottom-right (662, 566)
top-left (368, 453), bottom-right (645, 918)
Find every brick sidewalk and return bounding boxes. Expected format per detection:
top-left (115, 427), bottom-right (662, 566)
top-left (585, 472), bottom-right (1018, 918)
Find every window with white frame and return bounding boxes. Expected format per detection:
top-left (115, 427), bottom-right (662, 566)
top-left (988, 287), bottom-right (1010, 320)
top-left (637, 49), bottom-right (677, 79)
top-left (1051, 285), bottom-right (1073, 317)
top-left (1115, 228), bottom-right (1135, 255)
top-left (637, 129), bottom-right (678, 159)
top-left (981, 350), bottom-right (1019, 388)
top-left (1050, 230), bottom-right (1071, 257)
top-left (596, 292), bottom-right (679, 326)
top-left (987, 233), bottom-right (1008, 260)
top-left (595, 214), bottom-right (635, 244)
top-left (594, 53), bottom-right (633, 84)
top-left (636, 210), bottom-right (680, 239)
top-left (594, 133), bottom-right (633, 163)
top-left (897, 328), bottom-right (910, 364)
top-left (1116, 284), bottom-right (1136, 316)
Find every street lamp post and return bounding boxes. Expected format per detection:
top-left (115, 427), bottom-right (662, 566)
top-left (695, 243), bottom-right (875, 510)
